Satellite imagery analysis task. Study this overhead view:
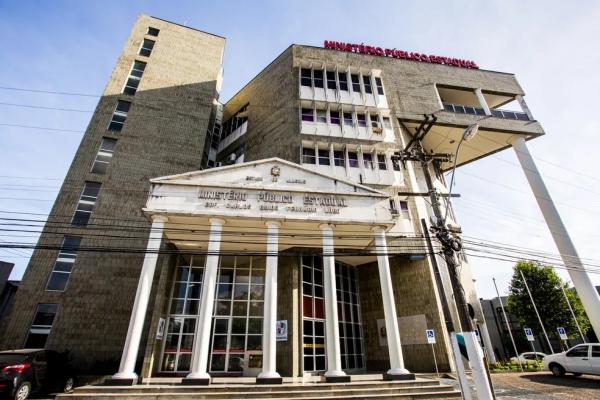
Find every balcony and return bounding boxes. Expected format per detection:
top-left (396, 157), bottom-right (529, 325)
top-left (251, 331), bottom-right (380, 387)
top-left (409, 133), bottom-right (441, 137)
top-left (490, 109), bottom-right (530, 121)
top-left (443, 102), bottom-right (486, 116)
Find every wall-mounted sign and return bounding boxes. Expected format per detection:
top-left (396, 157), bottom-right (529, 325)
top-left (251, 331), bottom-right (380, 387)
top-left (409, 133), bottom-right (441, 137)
top-left (426, 329), bottom-right (436, 344)
top-left (156, 317), bottom-right (166, 340)
top-left (324, 40), bottom-right (479, 69)
top-left (276, 320), bottom-right (288, 341)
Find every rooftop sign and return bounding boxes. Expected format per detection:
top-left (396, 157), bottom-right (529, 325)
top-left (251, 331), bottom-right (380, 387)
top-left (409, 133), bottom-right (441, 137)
top-left (324, 40), bottom-right (479, 69)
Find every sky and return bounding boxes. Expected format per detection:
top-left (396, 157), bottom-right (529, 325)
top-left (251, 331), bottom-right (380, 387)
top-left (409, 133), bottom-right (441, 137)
top-left (0, 0), bottom-right (599, 300)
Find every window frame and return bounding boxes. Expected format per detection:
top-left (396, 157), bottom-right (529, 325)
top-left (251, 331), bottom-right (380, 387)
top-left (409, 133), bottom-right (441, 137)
top-left (301, 108), bottom-right (314, 122)
top-left (71, 181), bottom-right (101, 226)
top-left (107, 100), bottom-right (131, 132)
top-left (139, 38), bottom-right (155, 57)
top-left (46, 236), bottom-right (82, 292)
top-left (375, 77), bottom-right (385, 95)
top-left (362, 75), bottom-right (373, 94)
top-left (24, 304), bottom-right (58, 348)
top-left (123, 60), bottom-right (147, 95)
top-left (302, 147), bottom-right (316, 165)
top-left (147, 27), bottom-right (160, 37)
top-left (338, 72), bottom-right (348, 91)
top-left (377, 154), bottom-right (387, 170)
top-left (91, 137), bottom-right (117, 174)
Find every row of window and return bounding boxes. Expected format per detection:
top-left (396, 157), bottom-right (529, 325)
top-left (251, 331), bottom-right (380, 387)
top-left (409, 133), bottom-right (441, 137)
top-left (301, 147), bottom-right (401, 171)
top-left (221, 104), bottom-right (248, 140)
top-left (300, 68), bottom-right (384, 96)
top-left (301, 107), bottom-right (392, 130)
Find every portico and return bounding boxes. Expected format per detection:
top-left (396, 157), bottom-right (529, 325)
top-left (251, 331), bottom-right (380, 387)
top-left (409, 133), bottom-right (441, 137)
top-left (109, 158), bottom-right (418, 385)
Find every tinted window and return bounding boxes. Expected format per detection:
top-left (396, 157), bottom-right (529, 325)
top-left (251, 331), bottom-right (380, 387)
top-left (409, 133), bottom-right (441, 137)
top-left (566, 346), bottom-right (589, 357)
top-left (0, 354), bottom-right (28, 365)
top-left (591, 346), bottom-right (600, 357)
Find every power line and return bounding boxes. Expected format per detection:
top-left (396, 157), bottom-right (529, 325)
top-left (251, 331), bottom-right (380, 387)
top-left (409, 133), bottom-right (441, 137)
top-left (0, 86), bottom-right (99, 98)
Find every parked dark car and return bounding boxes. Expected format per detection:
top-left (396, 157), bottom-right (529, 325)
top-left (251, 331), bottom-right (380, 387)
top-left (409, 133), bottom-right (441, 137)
top-left (0, 349), bottom-right (74, 400)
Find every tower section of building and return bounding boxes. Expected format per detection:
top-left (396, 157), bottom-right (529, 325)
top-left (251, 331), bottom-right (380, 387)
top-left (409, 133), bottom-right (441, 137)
top-left (0, 15), bottom-right (225, 371)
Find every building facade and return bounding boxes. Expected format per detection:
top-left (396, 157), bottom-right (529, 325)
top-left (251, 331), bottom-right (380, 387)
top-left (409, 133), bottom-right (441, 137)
top-left (0, 15), bottom-right (225, 372)
top-left (2, 16), bottom-right (548, 381)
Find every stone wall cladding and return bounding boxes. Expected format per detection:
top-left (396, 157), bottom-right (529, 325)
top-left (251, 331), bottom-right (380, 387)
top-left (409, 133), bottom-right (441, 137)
top-left (0, 15), bottom-right (224, 373)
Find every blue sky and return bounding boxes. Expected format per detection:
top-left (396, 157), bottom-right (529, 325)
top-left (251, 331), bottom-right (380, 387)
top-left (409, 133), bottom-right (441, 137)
top-left (1, 0), bottom-right (599, 299)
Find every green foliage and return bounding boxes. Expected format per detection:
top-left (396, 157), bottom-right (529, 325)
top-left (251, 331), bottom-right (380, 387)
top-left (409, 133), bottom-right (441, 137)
top-left (507, 261), bottom-right (590, 343)
top-left (490, 360), bottom-right (543, 373)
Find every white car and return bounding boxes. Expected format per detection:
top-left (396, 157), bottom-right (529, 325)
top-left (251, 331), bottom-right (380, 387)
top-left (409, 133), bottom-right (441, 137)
top-left (543, 343), bottom-right (600, 376)
top-left (510, 352), bottom-right (547, 363)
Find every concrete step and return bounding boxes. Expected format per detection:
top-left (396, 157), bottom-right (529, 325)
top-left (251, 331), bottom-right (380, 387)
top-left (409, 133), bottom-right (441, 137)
top-left (57, 380), bottom-right (461, 400)
top-left (70, 379), bottom-right (442, 395)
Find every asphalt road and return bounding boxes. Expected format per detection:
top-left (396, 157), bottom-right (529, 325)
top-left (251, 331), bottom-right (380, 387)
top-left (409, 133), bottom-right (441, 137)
top-left (488, 372), bottom-right (600, 399)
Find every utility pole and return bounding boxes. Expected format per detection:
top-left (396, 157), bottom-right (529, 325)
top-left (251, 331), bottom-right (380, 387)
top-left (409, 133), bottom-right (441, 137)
top-left (395, 115), bottom-right (495, 399)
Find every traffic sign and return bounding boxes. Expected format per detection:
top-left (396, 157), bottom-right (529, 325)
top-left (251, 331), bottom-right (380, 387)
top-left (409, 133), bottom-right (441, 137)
top-left (524, 328), bottom-right (534, 342)
top-left (557, 327), bottom-right (567, 340)
top-left (426, 329), bottom-right (436, 344)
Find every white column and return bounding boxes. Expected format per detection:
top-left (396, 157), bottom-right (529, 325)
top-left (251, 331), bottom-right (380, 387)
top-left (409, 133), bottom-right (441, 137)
top-left (320, 224), bottom-right (347, 380)
top-left (475, 88), bottom-right (491, 116)
top-left (257, 221), bottom-right (282, 382)
top-left (515, 95), bottom-right (534, 120)
top-left (373, 227), bottom-right (411, 376)
top-left (512, 136), bottom-right (600, 337)
top-left (112, 215), bottom-right (167, 381)
top-left (185, 218), bottom-right (225, 383)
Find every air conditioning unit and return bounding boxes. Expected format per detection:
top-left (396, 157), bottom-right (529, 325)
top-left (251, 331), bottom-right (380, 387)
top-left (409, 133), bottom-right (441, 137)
top-left (229, 153), bottom-right (237, 162)
top-left (215, 162), bottom-right (223, 167)
top-left (372, 127), bottom-right (383, 134)
top-left (390, 209), bottom-right (399, 215)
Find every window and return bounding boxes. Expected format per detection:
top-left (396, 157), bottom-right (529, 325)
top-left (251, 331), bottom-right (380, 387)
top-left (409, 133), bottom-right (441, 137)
top-left (566, 346), bottom-right (589, 358)
top-left (72, 182), bottom-right (101, 226)
top-left (147, 27), bottom-right (160, 37)
top-left (399, 201), bottom-right (410, 219)
top-left (357, 114), bottom-right (367, 127)
top-left (46, 236), bottom-right (82, 291)
top-left (592, 346), bottom-right (600, 358)
top-left (301, 68), bottom-right (312, 87)
top-left (370, 114), bottom-right (380, 128)
top-left (343, 112), bottom-right (353, 126)
top-left (123, 60), bottom-right (146, 95)
top-left (363, 75), bottom-right (372, 94)
top-left (389, 199), bottom-right (397, 213)
top-left (301, 108), bottom-right (314, 122)
top-left (91, 138), bottom-right (117, 174)
top-left (316, 109), bottom-right (327, 123)
top-left (392, 157), bottom-right (401, 171)
top-left (108, 100), bottom-right (131, 131)
top-left (351, 74), bottom-right (361, 92)
top-left (348, 152), bottom-right (359, 168)
top-left (139, 39), bottom-right (155, 57)
top-left (375, 77), bottom-right (384, 95)
top-left (24, 304), bottom-right (58, 348)
top-left (333, 150), bottom-right (345, 167)
top-left (338, 73), bottom-right (348, 91)
top-left (377, 154), bottom-right (387, 170)
top-left (302, 147), bottom-right (316, 164)
top-left (330, 111), bottom-right (341, 125)
top-left (382, 117), bottom-right (392, 130)
top-left (363, 153), bottom-right (374, 169)
top-left (326, 71), bottom-right (336, 90)
top-left (318, 149), bottom-right (330, 166)
top-left (313, 70), bottom-right (324, 88)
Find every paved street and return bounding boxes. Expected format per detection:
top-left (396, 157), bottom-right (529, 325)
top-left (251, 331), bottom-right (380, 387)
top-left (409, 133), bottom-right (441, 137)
top-left (487, 372), bottom-right (600, 399)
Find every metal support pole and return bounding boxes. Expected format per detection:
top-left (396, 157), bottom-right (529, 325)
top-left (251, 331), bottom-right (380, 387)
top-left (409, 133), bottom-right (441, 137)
top-left (492, 278), bottom-right (523, 372)
top-left (512, 136), bottom-right (600, 338)
top-left (561, 284), bottom-right (586, 343)
top-left (519, 269), bottom-right (554, 354)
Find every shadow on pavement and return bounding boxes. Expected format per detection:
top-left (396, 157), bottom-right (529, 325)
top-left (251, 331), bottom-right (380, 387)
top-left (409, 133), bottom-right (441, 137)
top-left (522, 373), bottom-right (600, 389)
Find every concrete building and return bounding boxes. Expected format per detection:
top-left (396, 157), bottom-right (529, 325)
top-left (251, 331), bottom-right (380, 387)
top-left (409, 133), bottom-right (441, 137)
top-left (3, 15), bottom-right (565, 385)
top-left (0, 15), bottom-right (225, 372)
top-left (0, 261), bottom-right (19, 324)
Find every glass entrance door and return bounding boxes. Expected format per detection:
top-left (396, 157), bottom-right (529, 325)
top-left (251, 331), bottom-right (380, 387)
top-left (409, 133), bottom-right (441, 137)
top-left (301, 256), bottom-right (365, 373)
top-left (160, 254), bottom-right (265, 375)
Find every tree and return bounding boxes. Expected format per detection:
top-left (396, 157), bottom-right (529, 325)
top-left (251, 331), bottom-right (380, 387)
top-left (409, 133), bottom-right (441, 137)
top-left (507, 261), bottom-right (590, 348)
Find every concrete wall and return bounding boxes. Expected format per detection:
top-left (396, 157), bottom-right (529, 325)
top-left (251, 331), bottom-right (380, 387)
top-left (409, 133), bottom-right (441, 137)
top-left (0, 15), bottom-right (224, 373)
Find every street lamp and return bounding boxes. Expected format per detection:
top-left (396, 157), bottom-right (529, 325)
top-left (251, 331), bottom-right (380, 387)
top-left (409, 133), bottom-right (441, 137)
top-left (443, 123), bottom-right (478, 225)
